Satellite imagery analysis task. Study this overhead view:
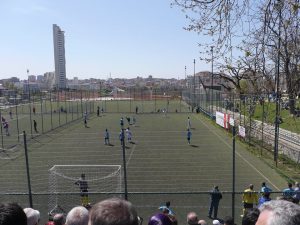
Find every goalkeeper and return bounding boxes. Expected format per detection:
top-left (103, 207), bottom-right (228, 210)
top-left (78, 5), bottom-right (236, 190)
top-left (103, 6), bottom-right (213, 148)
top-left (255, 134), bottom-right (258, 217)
top-left (75, 173), bottom-right (89, 206)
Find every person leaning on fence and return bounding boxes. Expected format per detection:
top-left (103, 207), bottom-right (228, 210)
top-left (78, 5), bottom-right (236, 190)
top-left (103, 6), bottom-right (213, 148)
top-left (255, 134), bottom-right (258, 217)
top-left (208, 185), bottom-right (222, 219)
top-left (66, 206), bottom-right (89, 225)
top-left (24, 207), bottom-right (40, 225)
top-left (256, 200), bottom-right (300, 225)
top-left (242, 184), bottom-right (258, 217)
top-left (0, 203), bottom-right (27, 225)
top-left (282, 182), bottom-right (295, 198)
top-left (260, 182), bottom-right (272, 195)
top-left (89, 198), bottom-right (139, 225)
top-left (294, 182), bottom-right (300, 204)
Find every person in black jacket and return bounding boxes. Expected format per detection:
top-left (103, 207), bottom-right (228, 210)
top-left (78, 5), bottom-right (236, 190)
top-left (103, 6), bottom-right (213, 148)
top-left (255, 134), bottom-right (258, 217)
top-left (208, 185), bottom-right (222, 219)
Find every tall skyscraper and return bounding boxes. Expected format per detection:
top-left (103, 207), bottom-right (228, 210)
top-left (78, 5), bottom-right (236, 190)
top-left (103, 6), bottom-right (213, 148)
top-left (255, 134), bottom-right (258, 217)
top-left (53, 24), bottom-right (66, 89)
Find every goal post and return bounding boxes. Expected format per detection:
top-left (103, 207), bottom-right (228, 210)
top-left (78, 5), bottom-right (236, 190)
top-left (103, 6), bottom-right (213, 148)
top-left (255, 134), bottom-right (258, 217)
top-left (48, 165), bottom-right (122, 213)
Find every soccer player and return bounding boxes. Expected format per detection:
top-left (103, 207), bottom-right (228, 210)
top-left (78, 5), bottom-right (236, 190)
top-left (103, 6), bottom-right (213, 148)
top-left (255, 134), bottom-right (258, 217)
top-left (97, 106), bottom-right (100, 117)
top-left (9, 111), bottom-right (13, 119)
top-left (187, 117), bottom-right (191, 129)
top-left (84, 112), bottom-right (88, 128)
top-left (3, 121), bottom-right (9, 136)
top-left (119, 130), bottom-right (124, 146)
top-left (104, 129), bottom-right (110, 145)
top-left (74, 174), bottom-right (89, 207)
top-left (120, 117), bottom-right (124, 127)
top-left (126, 127), bottom-right (132, 143)
top-left (33, 120), bottom-right (38, 133)
top-left (33, 106), bottom-right (36, 115)
top-left (187, 129), bottom-right (192, 145)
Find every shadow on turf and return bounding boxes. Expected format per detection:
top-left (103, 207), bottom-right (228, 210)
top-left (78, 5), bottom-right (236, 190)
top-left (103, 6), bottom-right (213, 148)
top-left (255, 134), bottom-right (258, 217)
top-left (190, 144), bottom-right (198, 148)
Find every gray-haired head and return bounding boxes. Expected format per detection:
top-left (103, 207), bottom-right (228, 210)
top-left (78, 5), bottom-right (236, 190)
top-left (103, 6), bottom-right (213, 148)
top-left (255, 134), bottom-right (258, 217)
top-left (257, 200), bottom-right (300, 225)
top-left (66, 206), bottom-right (89, 225)
top-left (89, 198), bottom-right (138, 225)
top-left (187, 212), bottom-right (198, 225)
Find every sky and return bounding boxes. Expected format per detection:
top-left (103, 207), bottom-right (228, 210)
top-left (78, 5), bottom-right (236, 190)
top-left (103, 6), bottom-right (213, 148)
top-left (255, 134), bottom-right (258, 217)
top-left (0, 0), bottom-right (212, 80)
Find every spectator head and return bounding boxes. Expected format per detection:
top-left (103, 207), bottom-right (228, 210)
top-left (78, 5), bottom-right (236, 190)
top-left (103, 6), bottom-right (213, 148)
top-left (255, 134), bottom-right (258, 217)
top-left (223, 216), bottom-right (234, 225)
top-left (165, 202), bottom-right (170, 208)
top-left (198, 220), bottom-right (207, 225)
top-left (66, 206), bottom-right (89, 225)
top-left (81, 174), bottom-right (85, 179)
top-left (53, 214), bottom-right (65, 225)
top-left (148, 213), bottom-right (173, 225)
top-left (249, 184), bottom-right (254, 190)
top-left (24, 208), bottom-right (40, 225)
top-left (187, 212), bottom-right (198, 225)
top-left (212, 220), bottom-right (221, 225)
top-left (295, 182), bottom-right (299, 187)
top-left (256, 200), bottom-right (300, 225)
top-left (288, 183), bottom-right (293, 188)
top-left (0, 203), bottom-right (27, 225)
top-left (242, 208), bottom-right (260, 225)
top-left (214, 186), bottom-right (219, 190)
top-left (89, 198), bottom-right (138, 225)
top-left (261, 182), bottom-right (266, 187)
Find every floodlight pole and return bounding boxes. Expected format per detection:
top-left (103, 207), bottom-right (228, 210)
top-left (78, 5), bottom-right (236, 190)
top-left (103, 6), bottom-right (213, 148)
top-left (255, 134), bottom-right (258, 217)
top-left (274, 0), bottom-right (282, 167)
top-left (232, 125), bottom-right (236, 222)
top-left (120, 118), bottom-right (128, 200)
top-left (27, 69), bottom-right (33, 138)
top-left (23, 131), bottom-right (33, 207)
top-left (211, 46), bottom-right (214, 118)
top-left (193, 59), bottom-right (196, 108)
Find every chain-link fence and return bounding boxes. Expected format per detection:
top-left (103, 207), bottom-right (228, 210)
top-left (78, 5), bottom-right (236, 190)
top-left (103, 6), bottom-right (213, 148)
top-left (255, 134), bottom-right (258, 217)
top-left (183, 88), bottom-right (300, 166)
top-left (0, 90), bottom-right (95, 148)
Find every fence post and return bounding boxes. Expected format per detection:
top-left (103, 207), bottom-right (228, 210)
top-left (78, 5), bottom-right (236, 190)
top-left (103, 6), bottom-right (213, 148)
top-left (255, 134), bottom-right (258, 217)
top-left (23, 131), bottom-right (33, 208)
top-left (65, 91), bottom-right (67, 124)
top-left (15, 93), bottom-right (20, 142)
top-left (232, 125), bottom-right (236, 222)
top-left (40, 94), bottom-right (44, 133)
top-left (50, 91), bottom-right (53, 130)
top-left (0, 109), bottom-right (3, 148)
top-left (120, 118), bottom-right (128, 200)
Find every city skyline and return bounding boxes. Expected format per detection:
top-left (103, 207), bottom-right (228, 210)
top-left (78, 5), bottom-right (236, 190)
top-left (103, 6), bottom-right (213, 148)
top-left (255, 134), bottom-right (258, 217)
top-left (0, 0), bottom-right (212, 80)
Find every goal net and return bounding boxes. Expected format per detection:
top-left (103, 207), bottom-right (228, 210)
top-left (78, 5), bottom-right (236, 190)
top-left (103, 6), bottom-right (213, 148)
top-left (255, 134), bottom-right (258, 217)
top-left (48, 165), bottom-right (122, 213)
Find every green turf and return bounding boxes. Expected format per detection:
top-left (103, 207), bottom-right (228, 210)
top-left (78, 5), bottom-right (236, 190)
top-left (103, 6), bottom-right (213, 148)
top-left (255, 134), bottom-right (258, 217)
top-left (0, 101), bottom-right (289, 224)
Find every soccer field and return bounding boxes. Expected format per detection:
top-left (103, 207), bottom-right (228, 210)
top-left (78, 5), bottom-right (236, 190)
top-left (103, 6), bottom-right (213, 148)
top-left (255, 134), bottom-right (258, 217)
top-left (0, 108), bottom-right (288, 224)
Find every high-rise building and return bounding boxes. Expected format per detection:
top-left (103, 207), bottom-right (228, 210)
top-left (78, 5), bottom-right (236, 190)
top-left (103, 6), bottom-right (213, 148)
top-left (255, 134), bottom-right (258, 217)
top-left (53, 24), bottom-right (66, 89)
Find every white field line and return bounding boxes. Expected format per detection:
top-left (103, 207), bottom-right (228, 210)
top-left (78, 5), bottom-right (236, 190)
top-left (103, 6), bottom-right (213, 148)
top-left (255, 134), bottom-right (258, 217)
top-left (193, 115), bottom-right (280, 191)
top-left (126, 143), bottom-right (136, 167)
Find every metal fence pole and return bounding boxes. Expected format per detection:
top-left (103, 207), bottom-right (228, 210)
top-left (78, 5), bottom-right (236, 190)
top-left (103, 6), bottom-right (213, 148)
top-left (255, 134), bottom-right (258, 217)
top-left (232, 125), bottom-right (236, 222)
top-left (40, 93), bottom-right (44, 133)
top-left (23, 131), bottom-right (33, 208)
top-left (0, 109), bottom-right (3, 148)
top-left (50, 91), bottom-right (53, 130)
top-left (120, 118), bottom-right (128, 200)
top-left (65, 91), bottom-right (67, 124)
top-left (15, 93), bottom-right (20, 142)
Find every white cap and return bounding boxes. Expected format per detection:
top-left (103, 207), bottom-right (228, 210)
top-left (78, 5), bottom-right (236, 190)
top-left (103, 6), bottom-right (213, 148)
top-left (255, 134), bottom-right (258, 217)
top-left (24, 208), bottom-right (40, 225)
top-left (213, 220), bottom-right (221, 225)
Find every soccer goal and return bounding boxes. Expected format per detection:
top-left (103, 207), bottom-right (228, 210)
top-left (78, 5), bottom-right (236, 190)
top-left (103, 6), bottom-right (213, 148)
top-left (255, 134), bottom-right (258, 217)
top-left (48, 165), bottom-right (122, 213)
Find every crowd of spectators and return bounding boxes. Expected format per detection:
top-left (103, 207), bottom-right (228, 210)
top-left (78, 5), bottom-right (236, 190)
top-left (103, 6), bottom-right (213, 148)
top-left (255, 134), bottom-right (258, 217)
top-left (0, 181), bottom-right (300, 225)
